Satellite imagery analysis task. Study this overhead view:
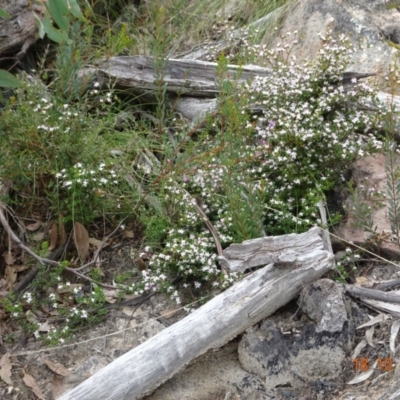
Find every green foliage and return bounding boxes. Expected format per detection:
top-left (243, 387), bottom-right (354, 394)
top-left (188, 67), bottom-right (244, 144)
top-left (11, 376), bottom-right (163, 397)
top-left (125, 31), bottom-right (385, 305)
top-left (36, 0), bottom-right (86, 44)
top-left (144, 214), bottom-right (172, 246)
top-left (0, 80), bottom-right (139, 224)
top-left (0, 7), bottom-right (11, 19)
top-left (334, 248), bottom-right (361, 283)
top-left (382, 80), bottom-right (400, 248)
top-left (0, 70), bottom-right (23, 88)
top-left (346, 65), bottom-right (400, 250)
top-left (6, 274), bottom-right (108, 345)
top-left (335, 262), bottom-right (351, 284)
top-left (0, 1), bottom-right (86, 91)
top-left (385, 139), bottom-right (400, 245)
top-left (346, 181), bottom-right (378, 234)
top-left (0, 0), bottom-right (390, 336)
top-left (239, 32), bottom-right (383, 235)
top-left (30, 260), bottom-right (66, 295)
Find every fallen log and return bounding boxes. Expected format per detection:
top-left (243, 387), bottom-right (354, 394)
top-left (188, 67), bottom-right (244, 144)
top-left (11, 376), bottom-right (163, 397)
top-left (79, 56), bottom-right (272, 98)
top-left (218, 226), bottom-right (326, 273)
top-left (59, 226), bottom-right (334, 400)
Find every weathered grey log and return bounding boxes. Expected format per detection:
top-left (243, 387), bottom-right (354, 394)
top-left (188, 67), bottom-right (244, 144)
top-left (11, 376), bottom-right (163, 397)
top-left (59, 227), bottom-right (334, 400)
top-left (345, 285), bottom-right (400, 304)
top-left (218, 226), bottom-right (327, 273)
top-left (0, 0), bottom-right (44, 59)
top-left (79, 56), bottom-right (272, 98)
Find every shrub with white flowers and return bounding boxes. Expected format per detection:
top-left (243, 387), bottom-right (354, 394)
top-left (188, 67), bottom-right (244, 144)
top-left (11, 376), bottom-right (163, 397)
top-left (130, 171), bottom-right (239, 305)
top-left (238, 31), bottom-right (383, 234)
top-left (132, 32), bottom-right (385, 305)
top-left (54, 161), bottom-right (119, 223)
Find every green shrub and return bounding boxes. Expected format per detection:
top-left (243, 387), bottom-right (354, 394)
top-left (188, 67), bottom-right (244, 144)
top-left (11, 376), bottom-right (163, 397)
top-left (129, 31), bottom-right (385, 304)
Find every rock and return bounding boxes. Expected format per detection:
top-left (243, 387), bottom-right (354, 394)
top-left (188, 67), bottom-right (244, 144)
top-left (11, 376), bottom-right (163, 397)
top-left (267, 0), bottom-right (400, 91)
top-left (238, 279), bottom-right (354, 397)
top-left (334, 153), bottom-right (400, 259)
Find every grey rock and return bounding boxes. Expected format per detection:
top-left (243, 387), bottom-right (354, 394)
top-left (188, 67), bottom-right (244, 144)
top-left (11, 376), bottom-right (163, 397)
top-left (238, 279), bottom-right (353, 394)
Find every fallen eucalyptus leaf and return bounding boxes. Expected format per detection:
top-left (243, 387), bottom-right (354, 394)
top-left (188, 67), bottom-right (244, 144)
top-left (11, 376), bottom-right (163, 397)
top-left (0, 352), bottom-right (12, 385)
top-left (351, 339), bottom-right (367, 360)
top-left (357, 314), bottom-right (389, 329)
top-left (390, 320), bottom-right (400, 355)
top-left (73, 222), bottom-right (89, 261)
top-left (43, 358), bottom-right (71, 377)
top-left (347, 360), bottom-right (377, 385)
top-left (365, 326), bottom-right (375, 347)
top-left (22, 368), bottom-right (45, 400)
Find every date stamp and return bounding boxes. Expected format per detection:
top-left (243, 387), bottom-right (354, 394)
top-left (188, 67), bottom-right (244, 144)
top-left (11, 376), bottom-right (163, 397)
top-left (353, 357), bottom-right (394, 372)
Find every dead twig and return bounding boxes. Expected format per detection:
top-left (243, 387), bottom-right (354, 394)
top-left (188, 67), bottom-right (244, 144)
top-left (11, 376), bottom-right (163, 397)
top-left (374, 278), bottom-right (400, 291)
top-left (180, 188), bottom-right (225, 272)
top-left (345, 284), bottom-right (400, 304)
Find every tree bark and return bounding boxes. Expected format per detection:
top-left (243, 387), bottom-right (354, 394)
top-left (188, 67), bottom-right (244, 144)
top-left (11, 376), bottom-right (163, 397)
top-left (0, 0), bottom-right (44, 60)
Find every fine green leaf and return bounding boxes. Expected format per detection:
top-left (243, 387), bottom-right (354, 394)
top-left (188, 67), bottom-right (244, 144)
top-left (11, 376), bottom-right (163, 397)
top-left (43, 13), bottom-right (69, 44)
top-left (34, 14), bottom-right (46, 39)
top-left (64, 0), bottom-right (86, 21)
top-left (48, 0), bottom-right (69, 32)
top-left (0, 8), bottom-right (11, 19)
top-left (0, 70), bottom-right (22, 88)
